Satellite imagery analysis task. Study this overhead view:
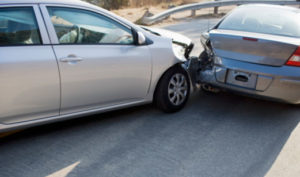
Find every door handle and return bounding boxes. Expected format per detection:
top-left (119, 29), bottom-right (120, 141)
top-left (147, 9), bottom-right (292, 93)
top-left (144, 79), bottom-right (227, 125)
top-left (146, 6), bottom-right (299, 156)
top-left (60, 55), bottom-right (83, 63)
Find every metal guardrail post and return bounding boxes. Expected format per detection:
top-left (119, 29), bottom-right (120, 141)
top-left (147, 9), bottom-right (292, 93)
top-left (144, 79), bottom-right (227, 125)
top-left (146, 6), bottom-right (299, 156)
top-left (191, 9), bottom-right (196, 17)
top-left (214, 0), bottom-right (219, 14)
top-left (214, 6), bottom-right (219, 14)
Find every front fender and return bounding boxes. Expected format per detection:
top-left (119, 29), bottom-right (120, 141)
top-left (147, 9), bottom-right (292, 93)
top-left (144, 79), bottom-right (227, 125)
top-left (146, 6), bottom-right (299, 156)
top-left (145, 36), bottom-right (189, 100)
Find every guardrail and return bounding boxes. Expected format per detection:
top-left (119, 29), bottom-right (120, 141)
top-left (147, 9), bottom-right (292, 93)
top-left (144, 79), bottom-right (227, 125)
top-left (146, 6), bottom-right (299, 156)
top-left (140, 0), bottom-right (300, 25)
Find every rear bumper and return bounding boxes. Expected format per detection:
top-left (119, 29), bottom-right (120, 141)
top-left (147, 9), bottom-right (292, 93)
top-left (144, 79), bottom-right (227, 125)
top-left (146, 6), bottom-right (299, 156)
top-left (200, 57), bottom-right (300, 104)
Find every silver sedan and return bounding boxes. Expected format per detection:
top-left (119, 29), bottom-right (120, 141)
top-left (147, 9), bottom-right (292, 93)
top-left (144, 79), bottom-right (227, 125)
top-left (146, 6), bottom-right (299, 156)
top-left (0, 0), bottom-right (194, 132)
top-left (199, 4), bottom-right (300, 104)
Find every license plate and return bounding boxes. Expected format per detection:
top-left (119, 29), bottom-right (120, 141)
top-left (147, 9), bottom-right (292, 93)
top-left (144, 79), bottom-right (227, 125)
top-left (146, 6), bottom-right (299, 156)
top-left (226, 70), bottom-right (257, 89)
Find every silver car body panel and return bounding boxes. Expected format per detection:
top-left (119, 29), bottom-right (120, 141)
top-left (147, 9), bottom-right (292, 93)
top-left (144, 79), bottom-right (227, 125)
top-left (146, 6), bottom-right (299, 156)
top-left (0, 46), bottom-right (61, 124)
top-left (53, 45), bottom-right (152, 115)
top-left (201, 57), bottom-right (300, 104)
top-left (210, 29), bottom-right (300, 66)
top-left (0, 0), bottom-right (187, 132)
top-left (0, 100), bottom-right (147, 132)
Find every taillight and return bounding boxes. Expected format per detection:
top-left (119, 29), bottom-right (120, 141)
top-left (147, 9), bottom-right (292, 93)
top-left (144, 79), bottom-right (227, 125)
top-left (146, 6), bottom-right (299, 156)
top-left (286, 47), bottom-right (300, 67)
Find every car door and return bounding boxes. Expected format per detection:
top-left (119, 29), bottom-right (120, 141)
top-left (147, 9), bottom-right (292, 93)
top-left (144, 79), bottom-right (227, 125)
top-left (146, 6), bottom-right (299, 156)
top-left (0, 5), bottom-right (60, 124)
top-left (41, 5), bottom-right (152, 115)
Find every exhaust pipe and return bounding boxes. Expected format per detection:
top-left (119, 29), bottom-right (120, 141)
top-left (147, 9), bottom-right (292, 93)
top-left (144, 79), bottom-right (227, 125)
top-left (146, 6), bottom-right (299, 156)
top-left (201, 84), bottom-right (220, 93)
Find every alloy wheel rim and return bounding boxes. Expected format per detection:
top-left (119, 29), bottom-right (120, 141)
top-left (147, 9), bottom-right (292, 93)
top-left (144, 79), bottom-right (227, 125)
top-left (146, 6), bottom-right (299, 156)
top-left (168, 73), bottom-right (188, 106)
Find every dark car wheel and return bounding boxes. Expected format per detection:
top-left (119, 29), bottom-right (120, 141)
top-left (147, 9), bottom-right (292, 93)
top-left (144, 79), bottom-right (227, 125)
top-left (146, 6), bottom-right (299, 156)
top-left (155, 66), bottom-right (190, 113)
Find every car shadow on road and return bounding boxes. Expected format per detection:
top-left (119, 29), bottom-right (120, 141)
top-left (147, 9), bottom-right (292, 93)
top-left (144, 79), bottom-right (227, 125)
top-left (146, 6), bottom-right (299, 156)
top-left (0, 91), bottom-right (299, 177)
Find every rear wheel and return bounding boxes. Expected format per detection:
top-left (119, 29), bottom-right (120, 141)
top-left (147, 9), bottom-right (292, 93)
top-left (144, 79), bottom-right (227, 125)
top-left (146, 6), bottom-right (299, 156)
top-left (155, 67), bottom-right (190, 113)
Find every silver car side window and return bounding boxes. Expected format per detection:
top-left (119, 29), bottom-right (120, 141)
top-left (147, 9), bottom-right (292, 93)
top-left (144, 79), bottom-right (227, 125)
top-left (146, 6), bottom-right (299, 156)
top-left (47, 7), bottom-right (134, 45)
top-left (0, 7), bottom-right (41, 45)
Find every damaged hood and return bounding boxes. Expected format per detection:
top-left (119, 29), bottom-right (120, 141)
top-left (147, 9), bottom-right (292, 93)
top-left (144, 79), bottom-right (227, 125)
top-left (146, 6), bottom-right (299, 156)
top-left (141, 26), bottom-right (194, 58)
top-left (141, 26), bottom-right (192, 47)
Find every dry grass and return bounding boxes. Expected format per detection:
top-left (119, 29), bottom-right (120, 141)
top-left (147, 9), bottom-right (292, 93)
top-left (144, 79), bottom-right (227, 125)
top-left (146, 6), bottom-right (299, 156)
top-left (113, 0), bottom-right (211, 22)
top-left (127, 0), bottom-right (209, 8)
top-left (84, 0), bottom-right (210, 9)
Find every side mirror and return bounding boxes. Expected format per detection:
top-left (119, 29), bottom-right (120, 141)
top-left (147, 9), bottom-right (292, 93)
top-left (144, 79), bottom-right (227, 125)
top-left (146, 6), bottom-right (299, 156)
top-left (137, 31), bottom-right (146, 45)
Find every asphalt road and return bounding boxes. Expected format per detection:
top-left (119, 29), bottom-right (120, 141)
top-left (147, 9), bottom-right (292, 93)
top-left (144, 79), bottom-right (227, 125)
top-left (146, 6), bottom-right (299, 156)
top-left (1, 18), bottom-right (300, 177)
top-left (163, 17), bottom-right (220, 56)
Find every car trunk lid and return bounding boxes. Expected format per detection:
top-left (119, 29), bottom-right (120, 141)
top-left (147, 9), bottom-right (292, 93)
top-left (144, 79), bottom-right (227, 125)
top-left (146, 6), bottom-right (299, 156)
top-left (210, 29), bottom-right (300, 66)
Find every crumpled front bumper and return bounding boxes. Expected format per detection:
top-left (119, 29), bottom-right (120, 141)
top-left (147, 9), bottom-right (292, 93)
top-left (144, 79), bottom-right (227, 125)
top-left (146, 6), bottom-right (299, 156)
top-left (184, 56), bottom-right (201, 90)
top-left (199, 57), bottom-right (300, 104)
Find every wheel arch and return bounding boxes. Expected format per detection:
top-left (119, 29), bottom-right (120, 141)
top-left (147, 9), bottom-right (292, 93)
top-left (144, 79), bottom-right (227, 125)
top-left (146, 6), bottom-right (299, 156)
top-left (152, 63), bottom-right (190, 102)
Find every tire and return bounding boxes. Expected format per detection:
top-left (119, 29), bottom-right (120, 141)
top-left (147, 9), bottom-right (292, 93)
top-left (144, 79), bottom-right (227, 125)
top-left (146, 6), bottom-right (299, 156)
top-left (155, 66), bottom-right (190, 113)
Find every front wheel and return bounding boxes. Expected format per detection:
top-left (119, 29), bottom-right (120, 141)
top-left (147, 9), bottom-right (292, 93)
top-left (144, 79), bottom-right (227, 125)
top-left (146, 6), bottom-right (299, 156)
top-left (155, 67), bottom-right (190, 113)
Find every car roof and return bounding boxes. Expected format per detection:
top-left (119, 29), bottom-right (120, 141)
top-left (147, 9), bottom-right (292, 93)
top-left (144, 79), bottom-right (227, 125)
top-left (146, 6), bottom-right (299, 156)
top-left (0, 0), bottom-right (89, 6)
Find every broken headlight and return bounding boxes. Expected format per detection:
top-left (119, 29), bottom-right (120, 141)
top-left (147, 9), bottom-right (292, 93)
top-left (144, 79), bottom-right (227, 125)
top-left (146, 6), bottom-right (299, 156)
top-left (172, 43), bottom-right (186, 60)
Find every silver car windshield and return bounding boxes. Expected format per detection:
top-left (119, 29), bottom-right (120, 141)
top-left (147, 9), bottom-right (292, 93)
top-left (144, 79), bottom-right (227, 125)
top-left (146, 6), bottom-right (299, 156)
top-left (218, 6), bottom-right (300, 38)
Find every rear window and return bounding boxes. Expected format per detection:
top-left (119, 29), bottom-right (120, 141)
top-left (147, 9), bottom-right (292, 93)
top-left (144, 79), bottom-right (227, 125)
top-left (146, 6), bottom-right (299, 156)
top-left (218, 6), bottom-right (300, 38)
top-left (0, 7), bottom-right (41, 46)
